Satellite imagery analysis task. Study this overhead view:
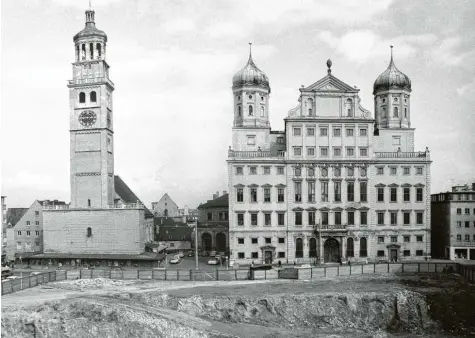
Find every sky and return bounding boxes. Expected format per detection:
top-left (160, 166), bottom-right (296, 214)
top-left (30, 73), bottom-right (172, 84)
top-left (1, 0), bottom-right (474, 209)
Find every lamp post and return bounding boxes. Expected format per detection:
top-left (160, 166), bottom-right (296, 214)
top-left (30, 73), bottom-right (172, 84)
top-left (188, 220), bottom-right (199, 270)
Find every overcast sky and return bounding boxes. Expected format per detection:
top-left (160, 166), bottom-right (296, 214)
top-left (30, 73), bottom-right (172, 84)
top-left (1, 0), bottom-right (474, 209)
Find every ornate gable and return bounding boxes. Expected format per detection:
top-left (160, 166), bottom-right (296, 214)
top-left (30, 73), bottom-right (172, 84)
top-left (304, 74), bottom-right (358, 93)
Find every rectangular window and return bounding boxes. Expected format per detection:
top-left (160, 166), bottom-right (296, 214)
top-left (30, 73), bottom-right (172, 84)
top-left (335, 212), bottom-right (342, 225)
top-left (403, 167), bottom-right (410, 175)
top-left (35, 231), bottom-right (40, 236)
top-left (250, 188), bottom-right (257, 202)
top-left (377, 212), bottom-right (385, 225)
top-left (333, 147), bottom-right (341, 157)
top-left (238, 238), bottom-right (244, 244)
top-left (278, 213), bottom-right (285, 226)
top-left (247, 136), bottom-right (256, 145)
top-left (403, 212), bottom-right (410, 225)
top-left (359, 148), bottom-right (368, 157)
top-left (416, 167), bottom-right (423, 175)
top-left (35, 211), bottom-right (40, 216)
top-left (391, 236), bottom-right (397, 243)
top-left (333, 128), bottom-right (341, 136)
top-left (360, 128), bottom-right (367, 136)
top-left (321, 211), bottom-right (329, 225)
top-left (250, 166), bottom-right (257, 175)
top-left (277, 137), bottom-right (284, 144)
top-left (35, 221), bottom-right (39, 225)
top-left (251, 213), bottom-right (258, 226)
top-left (237, 213), bottom-right (244, 226)
top-left (278, 237), bottom-right (285, 244)
top-left (465, 234), bottom-right (470, 241)
top-left (293, 127), bottom-right (301, 136)
top-left (346, 128), bottom-right (354, 136)
top-left (334, 182), bottom-right (341, 202)
top-left (294, 182), bottom-right (302, 202)
top-left (403, 188), bottom-right (410, 202)
top-left (404, 250), bottom-right (410, 256)
top-left (293, 147), bottom-right (302, 156)
top-left (457, 208), bottom-right (462, 215)
top-left (378, 236), bottom-right (384, 244)
top-left (26, 230), bottom-right (31, 236)
top-left (404, 236), bottom-right (410, 243)
top-left (390, 167), bottom-right (397, 175)
top-left (295, 212), bottom-right (302, 226)
top-left (308, 182), bottom-right (315, 202)
top-left (457, 234), bottom-right (462, 241)
top-left (238, 252), bottom-right (245, 259)
top-left (348, 211), bottom-right (354, 225)
top-left (457, 221), bottom-right (462, 227)
top-left (278, 252), bottom-right (286, 258)
top-left (416, 188), bottom-right (423, 202)
top-left (360, 212), bottom-right (367, 225)
top-left (263, 167), bottom-right (271, 175)
top-left (465, 208), bottom-right (470, 215)
top-left (307, 127), bottom-right (315, 136)
top-left (17, 231), bottom-right (21, 236)
top-left (377, 167), bottom-right (384, 175)
top-left (346, 147), bottom-right (355, 156)
top-left (277, 167), bottom-right (284, 175)
top-left (35, 241), bottom-right (40, 246)
top-left (416, 250), bottom-right (423, 256)
top-left (346, 182), bottom-right (355, 202)
top-left (308, 211), bottom-right (316, 225)
top-left (236, 167), bottom-right (243, 175)
top-left (264, 188), bottom-right (271, 202)
top-left (465, 221), bottom-right (470, 228)
top-left (392, 136), bottom-right (401, 145)
top-left (378, 250), bottom-right (385, 257)
top-left (26, 221), bottom-right (30, 225)
top-left (207, 212), bottom-right (213, 221)
top-left (321, 181), bottom-right (329, 202)
top-left (390, 212), bottom-right (398, 225)
top-left (251, 252), bottom-right (258, 258)
top-left (416, 212), bottom-right (423, 225)
top-left (390, 187), bottom-right (397, 202)
top-left (278, 188), bottom-right (285, 202)
top-left (377, 187), bottom-right (384, 202)
top-left (360, 182), bottom-right (367, 202)
top-left (416, 235), bottom-right (423, 242)
top-left (320, 127), bottom-right (328, 136)
top-left (265, 237), bottom-right (272, 244)
top-left (307, 147), bottom-right (315, 156)
top-left (264, 213), bottom-right (272, 226)
top-left (320, 147), bottom-right (328, 156)
top-left (237, 188), bottom-right (243, 202)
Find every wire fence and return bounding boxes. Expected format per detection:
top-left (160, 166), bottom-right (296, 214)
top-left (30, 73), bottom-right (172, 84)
top-left (2, 262), bottom-right (473, 295)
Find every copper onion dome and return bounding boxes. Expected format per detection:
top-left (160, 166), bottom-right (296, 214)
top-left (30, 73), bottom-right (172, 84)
top-left (73, 9), bottom-right (107, 42)
top-left (373, 46), bottom-right (411, 94)
top-left (232, 43), bottom-right (270, 91)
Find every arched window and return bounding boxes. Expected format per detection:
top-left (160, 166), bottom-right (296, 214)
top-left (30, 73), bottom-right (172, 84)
top-left (404, 107), bottom-right (407, 118)
top-left (96, 43), bottom-right (101, 58)
top-left (393, 106), bottom-right (399, 118)
top-left (90, 91), bottom-right (97, 103)
top-left (382, 107), bottom-right (386, 118)
top-left (76, 45), bottom-right (80, 61)
top-left (89, 43), bottom-right (94, 59)
top-left (87, 199), bottom-right (91, 207)
top-left (359, 237), bottom-right (367, 257)
top-left (79, 92), bottom-right (86, 103)
top-left (346, 98), bottom-right (353, 117)
top-left (248, 105), bottom-right (253, 116)
top-left (87, 227), bottom-right (92, 237)
top-left (347, 238), bottom-right (354, 257)
top-left (237, 106), bottom-right (242, 117)
top-left (295, 238), bottom-right (303, 258)
top-left (260, 106), bottom-right (265, 117)
top-left (81, 44), bottom-right (86, 60)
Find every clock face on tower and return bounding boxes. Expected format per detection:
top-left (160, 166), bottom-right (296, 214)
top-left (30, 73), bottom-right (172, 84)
top-left (78, 110), bottom-right (97, 127)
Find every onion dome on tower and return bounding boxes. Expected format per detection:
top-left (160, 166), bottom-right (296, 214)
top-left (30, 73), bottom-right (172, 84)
top-left (73, 6), bottom-right (107, 42)
top-left (232, 44), bottom-right (270, 91)
top-left (373, 46), bottom-right (411, 95)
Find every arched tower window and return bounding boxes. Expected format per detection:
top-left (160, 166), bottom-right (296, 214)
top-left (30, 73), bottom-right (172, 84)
top-left (248, 105), bottom-right (253, 116)
top-left (393, 106), bottom-right (399, 118)
top-left (89, 43), bottom-right (94, 59)
top-left (237, 106), bottom-right (242, 117)
top-left (76, 45), bottom-right (80, 61)
top-left (87, 199), bottom-right (91, 207)
top-left (81, 44), bottom-right (86, 60)
top-left (90, 91), bottom-right (97, 103)
top-left (346, 98), bottom-right (353, 117)
top-left (87, 227), bottom-right (92, 237)
top-left (79, 92), bottom-right (86, 103)
top-left (404, 107), bottom-right (407, 118)
top-left (260, 106), bottom-right (265, 117)
top-left (306, 98), bottom-right (314, 116)
top-left (96, 43), bottom-right (101, 59)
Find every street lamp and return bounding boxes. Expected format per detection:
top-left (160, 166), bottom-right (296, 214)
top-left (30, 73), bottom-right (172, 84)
top-left (188, 220), bottom-right (199, 270)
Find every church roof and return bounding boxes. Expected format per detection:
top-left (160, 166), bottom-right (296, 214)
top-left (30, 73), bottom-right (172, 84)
top-left (197, 194), bottom-right (229, 209)
top-left (158, 225), bottom-right (193, 242)
top-left (114, 175), bottom-right (153, 218)
top-left (6, 208), bottom-right (29, 228)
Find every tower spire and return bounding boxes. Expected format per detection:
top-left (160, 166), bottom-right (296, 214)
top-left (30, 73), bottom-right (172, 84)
top-left (89, 0), bottom-right (92, 10)
top-left (249, 41), bottom-right (253, 60)
top-left (85, 0), bottom-right (95, 26)
top-left (390, 45), bottom-right (394, 64)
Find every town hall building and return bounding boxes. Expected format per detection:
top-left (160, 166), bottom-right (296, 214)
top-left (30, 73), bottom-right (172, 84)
top-left (227, 47), bottom-right (432, 265)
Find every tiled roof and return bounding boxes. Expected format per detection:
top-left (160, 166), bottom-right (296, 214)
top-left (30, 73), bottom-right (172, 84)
top-left (154, 217), bottom-right (180, 226)
top-left (197, 194), bottom-right (229, 210)
top-left (114, 175), bottom-right (154, 218)
top-left (158, 225), bottom-right (192, 242)
top-left (6, 208), bottom-right (28, 227)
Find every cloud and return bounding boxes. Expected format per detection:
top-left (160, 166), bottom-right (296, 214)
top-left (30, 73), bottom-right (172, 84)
top-left (4, 170), bottom-right (54, 190)
top-left (50, 0), bottom-right (123, 9)
top-left (161, 18), bottom-right (196, 35)
top-left (205, 22), bottom-right (248, 40)
top-left (430, 37), bottom-right (475, 67)
top-left (457, 80), bottom-right (475, 97)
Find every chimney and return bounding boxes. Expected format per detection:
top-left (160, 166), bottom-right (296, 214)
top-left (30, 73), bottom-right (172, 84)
top-left (212, 194), bottom-right (217, 200)
top-left (223, 190), bottom-right (227, 195)
top-left (472, 183), bottom-right (475, 191)
top-left (216, 191), bottom-right (219, 198)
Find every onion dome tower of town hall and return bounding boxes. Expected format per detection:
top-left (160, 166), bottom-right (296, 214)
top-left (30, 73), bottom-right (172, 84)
top-left (373, 46), bottom-right (412, 129)
top-left (232, 43), bottom-right (271, 128)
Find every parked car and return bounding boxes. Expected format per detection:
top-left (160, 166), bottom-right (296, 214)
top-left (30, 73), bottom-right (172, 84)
top-left (210, 251), bottom-right (217, 257)
top-left (299, 264), bottom-right (311, 269)
top-left (215, 255), bottom-right (221, 262)
top-left (200, 251), bottom-right (209, 257)
top-left (6, 275), bottom-right (20, 280)
top-left (30, 272), bottom-right (42, 276)
top-left (178, 251), bottom-right (185, 258)
top-left (169, 258), bottom-right (180, 264)
top-left (187, 251), bottom-right (194, 257)
top-left (207, 258), bottom-right (218, 265)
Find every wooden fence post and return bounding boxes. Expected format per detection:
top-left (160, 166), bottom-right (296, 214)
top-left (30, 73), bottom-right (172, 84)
top-left (189, 269), bottom-right (192, 281)
top-left (349, 265), bottom-right (352, 275)
top-left (235, 270), bottom-right (237, 280)
top-left (216, 269), bottom-right (219, 281)
top-left (373, 263), bottom-right (376, 274)
top-left (177, 270), bottom-right (179, 280)
top-left (418, 263), bottom-right (420, 273)
top-left (164, 269), bottom-right (167, 281)
top-left (324, 266), bottom-right (326, 277)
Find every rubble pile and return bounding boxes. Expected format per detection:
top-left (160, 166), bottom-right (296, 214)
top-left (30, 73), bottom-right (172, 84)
top-left (49, 278), bottom-right (136, 290)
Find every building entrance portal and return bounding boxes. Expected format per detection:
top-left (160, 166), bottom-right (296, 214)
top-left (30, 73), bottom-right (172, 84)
top-left (264, 250), bottom-right (273, 264)
top-left (324, 238), bottom-right (340, 263)
top-left (216, 232), bottom-right (226, 252)
top-left (202, 233), bottom-right (212, 252)
top-left (390, 249), bottom-right (398, 262)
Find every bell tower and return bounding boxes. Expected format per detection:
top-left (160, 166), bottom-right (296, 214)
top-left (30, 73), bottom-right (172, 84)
top-left (68, 6), bottom-right (115, 208)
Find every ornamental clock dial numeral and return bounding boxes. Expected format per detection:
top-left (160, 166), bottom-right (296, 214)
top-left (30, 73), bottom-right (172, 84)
top-left (78, 110), bottom-right (97, 127)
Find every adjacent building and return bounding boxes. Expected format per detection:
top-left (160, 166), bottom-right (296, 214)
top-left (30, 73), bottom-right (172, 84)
top-left (156, 219), bottom-right (193, 253)
top-left (431, 183), bottom-right (475, 260)
top-left (228, 48), bottom-right (432, 265)
top-left (196, 192), bottom-right (229, 254)
top-left (1, 196), bottom-right (7, 263)
top-left (152, 193), bottom-right (180, 217)
top-left (5, 207), bottom-right (29, 262)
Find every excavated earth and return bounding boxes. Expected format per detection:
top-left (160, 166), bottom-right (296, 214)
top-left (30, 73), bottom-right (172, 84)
top-left (1, 273), bottom-right (474, 337)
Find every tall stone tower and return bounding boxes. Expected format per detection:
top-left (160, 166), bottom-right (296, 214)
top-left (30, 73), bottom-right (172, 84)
top-left (68, 7), bottom-right (115, 208)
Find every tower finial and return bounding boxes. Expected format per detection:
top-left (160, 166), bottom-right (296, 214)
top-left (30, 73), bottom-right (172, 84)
top-left (249, 41), bottom-right (253, 59)
top-left (89, 0), bottom-right (92, 10)
top-left (326, 59), bottom-right (332, 75)
top-left (390, 45), bottom-right (394, 63)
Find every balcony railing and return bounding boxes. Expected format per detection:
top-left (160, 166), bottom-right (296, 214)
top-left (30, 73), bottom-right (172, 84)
top-left (228, 149), bottom-right (286, 159)
top-left (314, 224), bottom-right (347, 231)
top-left (43, 202), bottom-right (145, 210)
top-left (374, 151), bottom-right (429, 160)
top-left (68, 77), bottom-right (115, 86)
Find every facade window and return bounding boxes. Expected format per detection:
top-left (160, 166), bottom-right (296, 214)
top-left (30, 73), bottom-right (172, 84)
top-left (416, 235), bottom-right (423, 242)
top-left (377, 250), bottom-right (385, 257)
top-left (416, 167), bottom-right (423, 175)
top-left (320, 128), bottom-right (328, 136)
top-left (277, 136), bottom-right (284, 144)
top-left (237, 106), bottom-right (242, 116)
top-left (378, 236), bottom-right (384, 244)
top-left (457, 221), bottom-right (462, 228)
top-left (390, 187), bottom-right (397, 202)
top-left (79, 92), bottom-right (86, 103)
top-left (238, 238), bottom-right (244, 244)
top-left (247, 136), bottom-right (256, 145)
top-left (295, 212), bottom-right (302, 226)
top-left (293, 127), bottom-right (301, 136)
top-left (264, 188), bottom-right (271, 202)
top-left (347, 167), bottom-right (354, 177)
top-left (333, 128), bottom-right (341, 137)
top-left (295, 238), bottom-right (303, 258)
top-left (360, 128), bottom-right (367, 136)
top-left (403, 188), bottom-right (410, 202)
top-left (90, 91), bottom-right (97, 102)
top-left (251, 213), bottom-right (258, 226)
top-left (456, 208), bottom-right (462, 215)
top-left (237, 213), bottom-right (244, 226)
top-left (457, 234), bottom-right (462, 241)
top-left (278, 237), bottom-right (285, 244)
top-left (248, 105), bottom-right (253, 116)
top-left (263, 167), bottom-right (271, 175)
top-left (250, 188), bottom-right (257, 202)
top-left (278, 188), bottom-right (285, 202)
top-left (321, 181), bottom-right (328, 202)
top-left (278, 252), bottom-right (285, 258)
top-left (334, 182), bottom-right (341, 202)
top-left (236, 167), bottom-right (243, 175)
top-left (26, 231), bottom-right (31, 236)
top-left (347, 182), bottom-right (354, 202)
top-left (393, 106), bottom-right (399, 117)
top-left (404, 236), bottom-right (410, 243)
top-left (251, 252), bottom-right (258, 259)
top-left (348, 211), bottom-right (354, 225)
top-left (308, 211), bottom-right (316, 225)
top-left (403, 250), bottom-right (410, 256)
top-left (238, 252), bottom-right (245, 259)
top-left (377, 212), bottom-right (385, 225)
top-left (416, 250), bottom-right (423, 256)
top-left (308, 182), bottom-right (316, 202)
top-left (416, 212), bottom-right (423, 225)
top-left (403, 212), bottom-right (410, 225)
top-left (236, 188), bottom-right (243, 202)
top-left (277, 167), bottom-right (284, 175)
top-left (392, 136), bottom-right (401, 145)
top-left (26, 221), bottom-right (30, 225)
top-left (333, 147), bottom-right (341, 157)
top-left (307, 127), bottom-right (315, 136)
top-left (346, 147), bottom-right (355, 156)
top-left (377, 187), bottom-right (384, 202)
top-left (278, 213), bottom-right (285, 226)
top-left (347, 238), bottom-right (354, 257)
top-left (264, 213), bottom-right (272, 226)
top-left (321, 211), bottom-right (329, 225)
top-left (308, 168), bottom-right (315, 177)
top-left (17, 231), bottom-right (21, 236)
top-left (307, 147), bottom-right (315, 156)
top-left (87, 227), bottom-right (92, 237)
top-left (360, 211), bottom-right (367, 225)
top-left (360, 237), bottom-right (367, 257)
top-left (377, 167), bottom-right (384, 175)
top-left (334, 167), bottom-right (341, 177)
top-left (35, 231), bottom-right (40, 236)
top-left (390, 167), bottom-right (397, 175)
top-left (403, 167), bottom-right (410, 175)
top-left (359, 148), bottom-right (368, 157)
top-left (465, 208), bottom-right (470, 215)
top-left (265, 237), bottom-right (272, 244)
top-left (294, 182), bottom-right (302, 202)
top-left (390, 212), bottom-right (398, 225)
top-left (35, 241), bottom-right (40, 246)
top-left (250, 166), bottom-right (257, 174)
top-left (346, 128), bottom-right (354, 137)
top-left (207, 212), bottom-right (213, 221)
top-left (35, 211), bottom-right (40, 216)
top-left (465, 221), bottom-right (470, 228)
top-left (360, 182), bottom-right (367, 202)
top-left (391, 236), bottom-right (397, 243)
top-left (465, 234), bottom-right (470, 241)
top-left (335, 212), bottom-right (342, 225)
top-left (320, 147), bottom-right (328, 156)
top-left (293, 147), bottom-right (302, 156)
top-left (416, 188), bottom-right (423, 202)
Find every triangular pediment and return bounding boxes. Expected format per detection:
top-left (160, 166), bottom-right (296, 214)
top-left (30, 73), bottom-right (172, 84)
top-left (304, 75), bottom-right (359, 93)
